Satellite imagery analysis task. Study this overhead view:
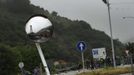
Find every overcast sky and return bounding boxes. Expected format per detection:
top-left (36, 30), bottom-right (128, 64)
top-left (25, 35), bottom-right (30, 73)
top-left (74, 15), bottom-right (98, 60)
top-left (30, 0), bottom-right (134, 43)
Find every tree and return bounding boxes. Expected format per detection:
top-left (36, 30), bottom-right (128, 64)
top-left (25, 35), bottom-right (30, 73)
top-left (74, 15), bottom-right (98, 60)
top-left (0, 0), bottom-right (124, 72)
top-left (6, 0), bottom-right (33, 13)
top-left (0, 44), bottom-right (18, 75)
top-left (125, 42), bottom-right (134, 54)
top-left (51, 11), bottom-right (58, 16)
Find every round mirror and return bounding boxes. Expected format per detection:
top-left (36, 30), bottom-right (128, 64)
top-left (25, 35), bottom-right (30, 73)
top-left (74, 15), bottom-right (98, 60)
top-left (25, 15), bottom-right (53, 43)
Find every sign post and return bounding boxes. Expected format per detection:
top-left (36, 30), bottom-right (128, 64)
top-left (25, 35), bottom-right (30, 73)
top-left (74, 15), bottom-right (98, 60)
top-left (18, 62), bottom-right (25, 75)
top-left (125, 50), bottom-right (134, 75)
top-left (25, 14), bottom-right (53, 75)
top-left (81, 52), bottom-right (85, 71)
top-left (35, 43), bottom-right (50, 75)
top-left (77, 41), bottom-right (86, 72)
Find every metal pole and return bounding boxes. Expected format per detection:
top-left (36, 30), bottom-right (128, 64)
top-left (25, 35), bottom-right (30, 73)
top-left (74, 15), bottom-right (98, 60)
top-left (123, 17), bottom-right (134, 19)
top-left (81, 52), bottom-right (85, 72)
top-left (35, 43), bottom-right (50, 75)
top-left (130, 54), bottom-right (134, 75)
top-left (107, 0), bottom-right (116, 67)
top-left (20, 68), bottom-right (25, 75)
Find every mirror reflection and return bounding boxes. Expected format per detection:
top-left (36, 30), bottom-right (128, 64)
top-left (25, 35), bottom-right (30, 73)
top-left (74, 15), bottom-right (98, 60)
top-left (25, 15), bottom-right (53, 43)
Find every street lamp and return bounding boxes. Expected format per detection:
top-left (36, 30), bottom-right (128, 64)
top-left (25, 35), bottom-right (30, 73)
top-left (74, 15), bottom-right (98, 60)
top-left (125, 49), bottom-right (134, 75)
top-left (123, 17), bottom-right (134, 19)
top-left (123, 18), bottom-right (134, 75)
top-left (25, 14), bottom-right (53, 75)
top-left (102, 0), bottom-right (116, 67)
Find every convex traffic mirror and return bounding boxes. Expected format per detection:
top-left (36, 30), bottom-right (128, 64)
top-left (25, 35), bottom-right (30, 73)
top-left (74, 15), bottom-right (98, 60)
top-left (25, 15), bottom-right (53, 43)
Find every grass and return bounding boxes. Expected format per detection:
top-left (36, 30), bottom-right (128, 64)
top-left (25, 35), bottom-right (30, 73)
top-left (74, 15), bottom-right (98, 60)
top-left (78, 67), bottom-right (131, 75)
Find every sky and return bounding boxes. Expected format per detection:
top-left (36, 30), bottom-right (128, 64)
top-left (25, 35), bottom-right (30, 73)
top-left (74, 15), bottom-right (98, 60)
top-left (30, 0), bottom-right (134, 43)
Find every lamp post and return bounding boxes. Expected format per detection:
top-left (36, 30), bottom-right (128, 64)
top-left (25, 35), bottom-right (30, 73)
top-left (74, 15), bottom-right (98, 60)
top-left (123, 18), bottom-right (134, 75)
top-left (102, 0), bottom-right (116, 67)
top-left (125, 49), bottom-right (134, 75)
top-left (123, 17), bottom-right (134, 19)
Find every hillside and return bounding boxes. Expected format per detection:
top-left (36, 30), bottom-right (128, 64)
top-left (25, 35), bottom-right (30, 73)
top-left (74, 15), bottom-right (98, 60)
top-left (0, 0), bottom-right (124, 74)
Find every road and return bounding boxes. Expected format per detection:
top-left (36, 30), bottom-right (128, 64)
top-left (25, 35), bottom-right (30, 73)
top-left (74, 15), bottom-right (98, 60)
top-left (121, 73), bottom-right (132, 75)
top-left (56, 70), bottom-right (79, 75)
top-left (54, 69), bottom-right (89, 75)
top-left (57, 71), bottom-right (132, 75)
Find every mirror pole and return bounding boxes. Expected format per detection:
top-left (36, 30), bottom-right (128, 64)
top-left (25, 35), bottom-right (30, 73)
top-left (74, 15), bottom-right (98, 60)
top-left (35, 43), bottom-right (50, 75)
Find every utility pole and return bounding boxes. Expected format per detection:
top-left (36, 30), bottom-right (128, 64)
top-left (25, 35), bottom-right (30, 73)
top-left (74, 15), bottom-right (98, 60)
top-left (123, 17), bottom-right (134, 19)
top-left (102, 0), bottom-right (116, 67)
top-left (123, 18), bottom-right (134, 75)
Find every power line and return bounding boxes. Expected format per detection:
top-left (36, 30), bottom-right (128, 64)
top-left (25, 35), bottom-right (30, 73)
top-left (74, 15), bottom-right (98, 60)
top-left (111, 2), bottom-right (134, 5)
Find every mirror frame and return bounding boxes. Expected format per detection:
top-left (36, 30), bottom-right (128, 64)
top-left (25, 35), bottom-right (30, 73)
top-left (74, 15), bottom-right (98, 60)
top-left (25, 14), bottom-right (54, 43)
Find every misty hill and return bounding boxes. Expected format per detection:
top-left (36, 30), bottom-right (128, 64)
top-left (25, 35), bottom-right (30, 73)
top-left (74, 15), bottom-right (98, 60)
top-left (0, 0), bottom-right (124, 74)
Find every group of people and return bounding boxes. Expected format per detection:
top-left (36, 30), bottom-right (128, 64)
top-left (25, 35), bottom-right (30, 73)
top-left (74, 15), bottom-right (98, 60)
top-left (33, 66), bottom-right (40, 75)
top-left (85, 58), bottom-right (113, 69)
top-left (20, 66), bottom-right (40, 75)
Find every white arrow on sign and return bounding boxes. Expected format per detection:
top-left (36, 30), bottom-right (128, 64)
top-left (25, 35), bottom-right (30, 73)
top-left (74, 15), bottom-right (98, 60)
top-left (80, 43), bottom-right (84, 51)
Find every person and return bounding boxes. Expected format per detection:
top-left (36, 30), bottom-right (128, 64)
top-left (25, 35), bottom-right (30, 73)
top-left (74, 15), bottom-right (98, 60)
top-left (90, 60), bottom-right (94, 70)
top-left (21, 68), bottom-right (31, 75)
top-left (85, 60), bottom-right (90, 69)
top-left (33, 66), bottom-right (40, 75)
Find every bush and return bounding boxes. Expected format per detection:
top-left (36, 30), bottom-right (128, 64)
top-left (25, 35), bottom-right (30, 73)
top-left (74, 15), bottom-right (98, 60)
top-left (0, 44), bottom-right (18, 75)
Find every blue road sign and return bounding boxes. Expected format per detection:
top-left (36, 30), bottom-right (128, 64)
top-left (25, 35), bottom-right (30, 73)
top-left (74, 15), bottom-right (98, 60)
top-left (77, 41), bottom-right (86, 52)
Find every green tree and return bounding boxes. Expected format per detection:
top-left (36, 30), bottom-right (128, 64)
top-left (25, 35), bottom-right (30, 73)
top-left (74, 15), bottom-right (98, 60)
top-left (125, 42), bottom-right (134, 54)
top-left (0, 0), bottom-right (124, 72)
top-left (0, 44), bottom-right (18, 75)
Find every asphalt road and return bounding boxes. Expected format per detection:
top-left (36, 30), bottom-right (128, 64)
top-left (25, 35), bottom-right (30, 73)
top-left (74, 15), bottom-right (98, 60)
top-left (57, 71), bottom-right (132, 75)
top-left (120, 73), bottom-right (131, 75)
top-left (54, 69), bottom-right (87, 75)
top-left (56, 70), bottom-right (79, 75)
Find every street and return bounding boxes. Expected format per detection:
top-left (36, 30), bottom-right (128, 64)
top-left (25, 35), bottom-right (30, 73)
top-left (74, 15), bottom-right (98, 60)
top-left (54, 69), bottom-right (89, 75)
top-left (121, 73), bottom-right (132, 75)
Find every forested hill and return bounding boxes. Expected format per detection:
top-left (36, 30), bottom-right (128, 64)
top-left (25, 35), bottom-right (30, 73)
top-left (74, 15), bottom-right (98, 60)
top-left (0, 0), bottom-right (124, 74)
